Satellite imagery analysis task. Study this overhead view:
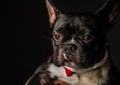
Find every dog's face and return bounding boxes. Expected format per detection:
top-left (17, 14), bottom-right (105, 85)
top-left (52, 14), bottom-right (107, 68)
top-left (46, 0), bottom-right (119, 69)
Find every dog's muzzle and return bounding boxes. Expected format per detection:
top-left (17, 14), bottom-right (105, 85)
top-left (62, 44), bottom-right (78, 61)
top-left (64, 44), bottom-right (78, 52)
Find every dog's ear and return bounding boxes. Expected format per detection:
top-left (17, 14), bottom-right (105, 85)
top-left (94, 0), bottom-right (120, 26)
top-left (46, 0), bottom-right (61, 25)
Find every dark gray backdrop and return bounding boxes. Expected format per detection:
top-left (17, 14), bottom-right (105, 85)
top-left (3, 0), bottom-right (120, 85)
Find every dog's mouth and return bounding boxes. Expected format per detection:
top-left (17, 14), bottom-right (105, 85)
top-left (62, 53), bottom-right (72, 61)
top-left (61, 53), bottom-right (77, 67)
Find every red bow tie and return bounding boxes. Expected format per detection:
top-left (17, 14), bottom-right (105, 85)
top-left (64, 67), bottom-right (74, 77)
top-left (52, 54), bottom-right (74, 77)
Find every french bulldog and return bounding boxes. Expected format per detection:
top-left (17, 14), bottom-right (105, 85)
top-left (25, 0), bottom-right (120, 85)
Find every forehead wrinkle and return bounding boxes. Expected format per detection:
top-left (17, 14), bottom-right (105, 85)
top-left (54, 14), bottom-right (71, 30)
top-left (70, 15), bottom-right (91, 32)
top-left (54, 14), bottom-right (82, 29)
top-left (53, 14), bottom-right (93, 33)
top-left (73, 16), bottom-right (83, 27)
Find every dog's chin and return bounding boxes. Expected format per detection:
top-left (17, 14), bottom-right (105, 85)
top-left (64, 61), bottom-right (76, 67)
top-left (54, 60), bottom-right (77, 68)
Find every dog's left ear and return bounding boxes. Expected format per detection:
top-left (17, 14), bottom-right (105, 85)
top-left (94, 0), bottom-right (120, 26)
top-left (46, 0), bottom-right (61, 26)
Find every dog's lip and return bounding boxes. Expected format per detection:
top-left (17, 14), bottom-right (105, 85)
top-left (62, 53), bottom-right (67, 59)
top-left (62, 53), bottom-right (72, 60)
top-left (62, 53), bottom-right (76, 66)
top-left (64, 62), bottom-right (76, 67)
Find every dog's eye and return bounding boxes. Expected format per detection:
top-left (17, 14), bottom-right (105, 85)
top-left (53, 32), bottom-right (62, 41)
top-left (83, 35), bottom-right (92, 41)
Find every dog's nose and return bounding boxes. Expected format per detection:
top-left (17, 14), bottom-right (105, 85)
top-left (64, 44), bottom-right (78, 52)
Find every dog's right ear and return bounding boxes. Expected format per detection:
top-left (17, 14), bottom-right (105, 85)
top-left (46, 0), bottom-right (61, 26)
top-left (94, 0), bottom-right (120, 26)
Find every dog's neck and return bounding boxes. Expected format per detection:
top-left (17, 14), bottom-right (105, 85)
top-left (75, 49), bottom-right (110, 85)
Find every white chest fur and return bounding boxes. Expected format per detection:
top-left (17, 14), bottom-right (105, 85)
top-left (48, 64), bottom-right (108, 85)
top-left (48, 64), bottom-right (79, 85)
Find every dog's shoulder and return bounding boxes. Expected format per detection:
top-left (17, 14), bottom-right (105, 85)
top-left (25, 57), bottom-right (52, 85)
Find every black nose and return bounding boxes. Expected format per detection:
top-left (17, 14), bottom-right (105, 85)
top-left (64, 44), bottom-right (78, 52)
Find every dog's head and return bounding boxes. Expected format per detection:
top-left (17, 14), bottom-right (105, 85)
top-left (46, 0), bottom-right (119, 69)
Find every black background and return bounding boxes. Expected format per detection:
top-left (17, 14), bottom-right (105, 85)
top-left (2, 0), bottom-right (120, 85)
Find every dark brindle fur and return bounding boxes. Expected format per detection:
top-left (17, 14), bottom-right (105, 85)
top-left (25, 0), bottom-right (120, 85)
